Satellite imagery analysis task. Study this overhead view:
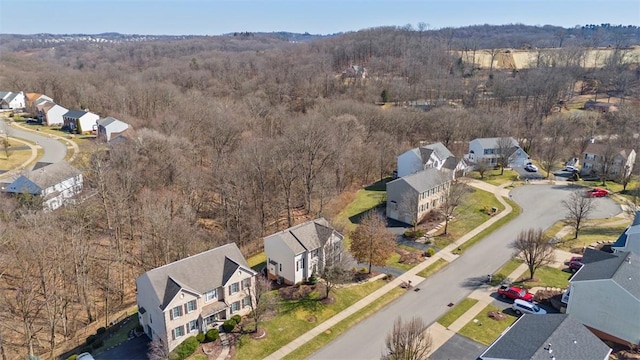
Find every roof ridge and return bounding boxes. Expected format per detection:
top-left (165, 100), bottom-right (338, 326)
top-left (145, 243), bottom-right (238, 274)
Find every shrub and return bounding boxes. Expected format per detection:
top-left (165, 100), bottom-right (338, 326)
top-left (361, 266), bottom-right (368, 273)
top-left (92, 339), bottom-right (104, 350)
top-left (173, 336), bottom-right (199, 359)
top-left (222, 320), bottom-right (236, 332)
top-left (67, 355), bottom-right (78, 360)
top-left (231, 314), bottom-right (242, 324)
top-left (96, 327), bottom-right (106, 335)
top-left (426, 248), bottom-right (436, 257)
top-left (85, 334), bottom-right (96, 345)
top-left (308, 272), bottom-right (318, 285)
top-left (206, 329), bottom-right (219, 342)
top-left (196, 332), bottom-right (205, 343)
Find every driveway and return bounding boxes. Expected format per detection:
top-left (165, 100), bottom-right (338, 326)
top-left (3, 120), bottom-right (67, 164)
top-left (512, 165), bottom-right (544, 180)
top-left (94, 336), bottom-right (150, 360)
top-left (309, 184), bottom-right (620, 360)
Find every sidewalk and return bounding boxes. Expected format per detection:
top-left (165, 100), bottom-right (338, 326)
top-left (264, 181), bottom-right (514, 360)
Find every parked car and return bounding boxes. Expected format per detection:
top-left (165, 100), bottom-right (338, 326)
top-left (569, 259), bottom-right (584, 272)
top-left (524, 164), bottom-right (538, 172)
top-left (564, 165), bottom-right (579, 173)
top-left (586, 188), bottom-right (609, 197)
top-left (566, 256), bottom-right (582, 264)
top-left (512, 299), bottom-right (547, 315)
top-left (77, 353), bottom-right (95, 360)
top-left (497, 285), bottom-right (534, 302)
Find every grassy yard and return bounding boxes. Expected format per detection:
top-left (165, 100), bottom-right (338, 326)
top-left (543, 220), bottom-right (568, 240)
top-left (556, 222), bottom-right (629, 251)
top-left (281, 287), bottom-right (405, 360)
top-left (468, 168), bottom-right (519, 186)
top-left (437, 298), bottom-right (478, 328)
top-left (515, 265), bottom-right (571, 289)
top-left (456, 197), bottom-right (522, 254)
top-left (247, 252), bottom-right (266, 272)
top-left (457, 304), bottom-right (517, 345)
top-left (432, 187), bottom-right (504, 249)
top-left (417, 258), bottom-right (448, 278)
top-left (235, 279), bottom-right (388, 359)
top-left (333, 184), bottom-right (387, 234)
top-left (0, 140), bottom-right (34, 171)
top-left (490, 259), bottom-right (523, 286)
top-left (97, 313), bottom-right (140, 351)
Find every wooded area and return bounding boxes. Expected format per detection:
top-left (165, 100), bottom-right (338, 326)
top-left (0, 24), bottom-right (638, 359)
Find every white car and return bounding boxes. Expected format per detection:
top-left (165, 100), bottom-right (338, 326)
top-left (564, 165), bottom-right (579, 172)
top-left (512, 299), bottom-right (547, 315)
top-left (77, 353), bottom-right (95, 360)
top-left (524, 164), bottom-right (538, 172)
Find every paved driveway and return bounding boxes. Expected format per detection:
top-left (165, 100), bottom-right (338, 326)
top-left (94, 335), bottom-right (149, 360)
top-left (309, 184), bottom-right (620, 360)
top-left (512, 165), bottom-right (544, 180)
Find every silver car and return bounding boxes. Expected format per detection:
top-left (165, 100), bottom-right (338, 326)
top-left (512, 299), bottom-right (547, 315)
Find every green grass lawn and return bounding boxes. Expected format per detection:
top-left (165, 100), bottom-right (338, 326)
top-left (235, 279), bottom-right (387, 359)
top-left (456, 197), bottom-right (522, 254)
top-left (432, 187), bottom-right (504, 249)
top-left (333, 185), bottom-right (387, 233)
top-left (490, 259), bottom-right (523, 286)
top-left (247, 252), bottom-right (266, 272)
top-left (457, 304), bottom-right (517, 345)
top-left (0, 140), bottom-right (34, 171)
top-left (543, 220), bottom-right (568, 240)
top-left (281, 287), bottom-right (405, 360)
top-left (417, 258), bottom-right (448, 278)
top-left (385, 244), bottom-right (423, 272)
top-left (96, 313), bottom-right (140, 352)
top-left (515, 265), bottom-right (570, 289)
top-left (188, 354), bottom-right (208, 360)
top-left (437, 298), bottom-right (478, 328)
top-left (469, 168), bottom-right (519, 186)
top-left (556, 222), bottom-right (629, 251)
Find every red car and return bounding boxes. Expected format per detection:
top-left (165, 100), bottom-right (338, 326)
top-left (587, 188), bottom-right (609, 197)
top-left (497, 285), bottom-right (534, 302)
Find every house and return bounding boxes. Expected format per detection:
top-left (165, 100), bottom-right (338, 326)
top-left (584, 100), bottom-right (618, 113)
top-left (264, 218), bottom-right (345, 285)
top-left (478, 314), bottom-right (611, 360)
top-left (580, 142), bottom-right (636, 178)
top-left (62, 109), bottom-right (99, 134)
top-left (397, 142), bottom-right (466, 178)
top-left (5, 161), bottom-right (83, 211)
top-left (386, 168), bottom-right (451, 226)
top-left (565, 248), bottom-right (640, 346)
top-left (341, 65), bottom-right (367, 79)
top-left (0, 91), bottom-right (26, 110)
top-left (97, 117), bottom-right (131, 142)
top-left (466, 137), bottom-right (529, 168)
top-left (25, 93), bottom-right (53, 111)
top-left (36, 101), bottom-right (68, 126)
top-left (612, 211), bottom-right (640, 255)
top-left (135, 243), bottom-right (256, 352)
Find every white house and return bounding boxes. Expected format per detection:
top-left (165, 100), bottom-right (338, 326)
top-left (397, 142), bottom-right (466, 178)
top-left (467, 137), bottom-right (529, 167)
top-left (97, 116), bottom-right (131, 142)
top-left (63, 109), bottom-right (99, 134)
top-left (36, 101), bottom-right (68, 126)
top-left (0, 91), bottom-right (26, 110)
top-left (264, 218), bottom-right (344, 285)
top-left (611, 211), bottom-right (640, 255)
top-left (5, 161), bottom-right (83, 211)
top-left (135, 243), bottom-right (256, 352)
top-left (565, 249), bottom-right (640, 346)
top-left (386, 168), bottom-right (451, 226)
top-left (25, 93), bottom-right (54, 110)
top-left (580, 142), bottom-right (636, 179)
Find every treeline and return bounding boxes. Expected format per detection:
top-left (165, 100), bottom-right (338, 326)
top-left (0, 25), bottom-right (639, 359)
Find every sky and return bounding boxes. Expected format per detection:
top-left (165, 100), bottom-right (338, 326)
top-left (0, 0), bottom-right (638, 36)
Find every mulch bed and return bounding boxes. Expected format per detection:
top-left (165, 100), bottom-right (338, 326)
top-left (201, 340), bottom-right (223, 359)
top-left (278, 283), bottom-right (326, 300)
top-left (488, 311), bottom-right (507, 321)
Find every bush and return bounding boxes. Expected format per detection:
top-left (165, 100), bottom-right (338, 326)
top-left (85, 334), bottom-right (96, 345)
top-left (173, 336), bottom-right (199, 359)
top-left (404, 229), bottom-right (425, 240)
top-left (196, 332), bottom-right (205, 343)
top-left (308, 272), bottom-right (318, 285)
top-left (426, 248), bottom-right (436, 257)
top-left (67, 355), bottom-right (78, 360)
top-left (92, 339), bottom-right (104, 350)
top-left (222, 320), bottom-right (236, 332)
top-left (206, 329), bottom-right (219, 342)
top-left (231, 314), bottom-right (242, 324)
top-left (361, 266), bottom-right (368, 273)
top-left (96, 327), bottom-right (106, 335)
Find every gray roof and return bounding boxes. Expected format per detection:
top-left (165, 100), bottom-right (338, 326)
top-left (4, 92), bottom-right (19, 103)
top-left (423, 142), bottom-right (455, 160)
top-left (264, 218), bottom-right (342, 255)
top-left (442, 156), bottom-right (459, 170)
top-left (633, 211), bottom-right (640, 227)
top-left (97, 116), bottom-right (121, 127)
top-left (137, 243), bottom-right (255, 310)
top-left (6, 161), bottom-right (81, 194)
top-left (389, 168), bottom-right (450, 193)
top-left (63, 109), bottom-right (88, 119)
top-left (478, 314), bottom-right (611, 360)
top-left (0, 91), bottom-right (10, 99)
top-left (472, 137), bottom-right (518, 149)
top-left (572, 249), bottom-right (639, 298)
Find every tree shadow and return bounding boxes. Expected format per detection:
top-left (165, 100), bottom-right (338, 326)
top-left (348, 206), bottom-right (384, 226)
top-left (364, 177), bottom-right (392, 191)
top-left (278, 292), bottom-right (325, 314)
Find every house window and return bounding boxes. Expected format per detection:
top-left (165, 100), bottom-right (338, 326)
top-left (188, 320), bottom-right (198, 332)
top-left (243, 297), bottom-right (251, 308)
top-left (170, 306), bottom-right (183, 320)
top-left (242, 278), bottom-right (251, 290)
top-left (311, 249), bottom-right (319, 258)
top-left (172, 325), bottom-right (184, 339)
top-left (296, 258), bottom-right (304, 271)
top-left (205, 289), bottom-right (217, 302)
top-left (185, 300), bottom-right (196, 313)
top-left (279, 264), bottom-right (282, 272)
top-left (229, 282), bottom-right (239, 295)
top-left (231, 301), bottom-right (240, 313)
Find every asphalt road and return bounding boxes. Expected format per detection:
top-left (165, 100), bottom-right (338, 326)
top-left (309, 184), bottom-right (621, 360)
top-left (4, 121), bottom-right (67, 163)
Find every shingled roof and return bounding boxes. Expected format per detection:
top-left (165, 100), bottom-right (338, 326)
top-left (572, 249), bottom-right (639, 299)
top-left (264, 218), bottom-right (342, 255)
top-left (6, 162), bottom-right (81, 195)
top-left (389, 167), bottom-right (450, 193)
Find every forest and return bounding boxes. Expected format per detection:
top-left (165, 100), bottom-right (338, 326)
top-left (0, 23), bottom-right (639, 359)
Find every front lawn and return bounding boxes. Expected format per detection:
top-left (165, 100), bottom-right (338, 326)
top-left (247, 252), bottom-right (266, 272)
top-left (437, 298), bottom-right (478, 328)
top-left (235, 279), bottom-right (387, 359)
top-left (0, 140), bottom-right (34, 170)
top-left (515, 265), bottom-right (570, 289)
top-left (490, 259), bottom-right (523, 285)
top-left (456, 197), bottom-right (522, 254)
top-left (457, 304), bottom-right (517, 345)
top-left (556, 222), bottom-right (629, 251)
top-left (417, 258), bottom-right (448, 278)
top-left (469, 168), bottom-right (519, 186)
top-left (333, 186), bottom-right (386, 234)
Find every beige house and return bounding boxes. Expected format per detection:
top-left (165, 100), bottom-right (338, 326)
top-left (581, 142), bottom-right (636, 179)
top-left (386, 168), bottom-right (451, 226)
top-left (135, 243), bottom-right (256, 352)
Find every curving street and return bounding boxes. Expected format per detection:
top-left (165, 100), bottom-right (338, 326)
top-left (6, 122), bottom-right (68, 163)
top-left (309, 184), bottom-right (621, 360)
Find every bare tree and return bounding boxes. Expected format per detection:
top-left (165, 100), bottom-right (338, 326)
top-left (382, 316), bottom-right (431, 360)
top-left (350, 212), bottom-right (396, 274)
top-left (474, 159), bottom-right (490, 180)
top-left (320, 240), bottom-right (352, 299)
top-left (593, 141), bottom-right (619, 187)
top-left (147, 338), bottom-right (169, 360)
top-left (247, 276), bottom-right (276, 333)
top-left (496, 137), bottom-right (517, 175)
top-left (562, 190), bottom-right (595, 239)
top-left (440, 179), bottom-right (471, 235)
top-left (512, 228), bottom-right (555, 280)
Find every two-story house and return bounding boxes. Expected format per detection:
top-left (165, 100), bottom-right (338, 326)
top-left (264, 218), bottom-right (345, 285)
top-left (96, 117), bottom-right (131, 142)
top-left (386, 168), bottom-right (451, 226)
top-left (612, 211), bottom-right (640, 255)
top-left (0, 91), bottom-right (26, 110)
top-left (135, 243), bottom-right (256, 352)
top-left (36, 101), bottom-right (68, 127)
top-left (62, 109), bottom-right (99, 134)
top-left (5, 161), bottom-right (83, 211)
top-left (580, 142), bottom-right (636, 179)
top-left (397, 142), bottom-right (466, 178)
top-left (467, 137), bottom-right (529, 167)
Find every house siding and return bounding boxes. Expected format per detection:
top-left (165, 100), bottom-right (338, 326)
top-left (386, 178), bottom-right (449, 226)
top-left (264, 238), bottom-right (297, 284)
top-left (567, 279), bottom-right (640, 345)
top-left (397, 150), bottom-right (423, 178)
